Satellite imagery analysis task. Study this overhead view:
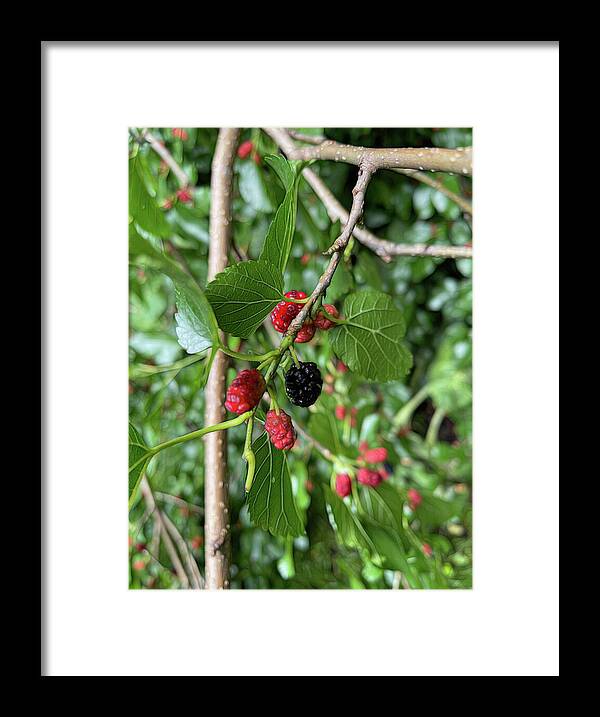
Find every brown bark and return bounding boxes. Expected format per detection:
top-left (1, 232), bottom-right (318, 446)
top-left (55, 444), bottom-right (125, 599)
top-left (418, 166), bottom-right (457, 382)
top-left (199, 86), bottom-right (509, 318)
top-left (204, 128), bottom-right (239, 589)
top-left (266, 127), bottom-right (472, 175)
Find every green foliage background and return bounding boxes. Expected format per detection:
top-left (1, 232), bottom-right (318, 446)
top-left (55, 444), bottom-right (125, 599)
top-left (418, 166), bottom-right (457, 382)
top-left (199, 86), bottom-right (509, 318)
top-left (129, 127), bottom-right (472, 589)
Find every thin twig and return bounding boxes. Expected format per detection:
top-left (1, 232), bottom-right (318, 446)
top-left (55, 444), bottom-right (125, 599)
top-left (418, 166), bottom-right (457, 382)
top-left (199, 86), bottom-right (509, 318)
top-left (141, 478), bottom-right (189, 588)
top-left (285, 130), bottom-right (324, 145)
top-left (154, 492), bottom-right (204, 515)
top-left (283, 161), bottom-right (372, 340)
top-left (294, 422), bottom-right (335, 462)
top-left (149, 515), bottom-right (161, 558)
top-left (140, 128), bottom-right (190, 188)
top-left (394, 168), bottom-right (472, 215)
top-left (160, 510), bottom-right (204, 589)
top-left (325, 163), bottom-right (373, 255)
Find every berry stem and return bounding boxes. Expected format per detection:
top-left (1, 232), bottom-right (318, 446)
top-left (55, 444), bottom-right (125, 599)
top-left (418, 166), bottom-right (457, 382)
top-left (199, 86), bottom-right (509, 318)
top-left (257, 355), bottom-right (276, 371)
top-left (289, 345), bottom-right (300, 367)
top-left (243, 415), bottom-right (256, 492)
top-left (267, 385), bottom-right (280, 414)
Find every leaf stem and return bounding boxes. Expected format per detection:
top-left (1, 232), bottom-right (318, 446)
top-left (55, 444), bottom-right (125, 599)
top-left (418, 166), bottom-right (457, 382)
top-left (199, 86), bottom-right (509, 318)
top-left (243, 415), bottom-right (256, 492)
top-left (129, 353), bottom-right (206, 378)
top-left (393, 384), bottom-right (430, 429)
top-left (426, 407), bottom-right (446, 446)
top-left (150, 410), bottom-right (253, 455)
top-left (218, 346), bottom-right (278, 363)
top-left (321, 312), bottom-right (346, 325)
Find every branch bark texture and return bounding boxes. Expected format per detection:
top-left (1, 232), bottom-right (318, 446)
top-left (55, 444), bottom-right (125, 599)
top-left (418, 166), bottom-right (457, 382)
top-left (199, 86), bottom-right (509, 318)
top-left (204, 127), bottom-right (239, 590)
top-left (270, 128), bottom-right (472, 175)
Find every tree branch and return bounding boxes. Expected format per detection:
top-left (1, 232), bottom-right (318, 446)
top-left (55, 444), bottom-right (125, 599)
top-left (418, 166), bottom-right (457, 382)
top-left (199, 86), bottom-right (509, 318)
top-left (264, 128), bottom-right (472, 261)
top-left (140, 128), bottom-right (190, 188)
top-left (268, 127), bottom-right (472, 175)
top-left (204, 127), bottom-right (239, 590)
top-left (394, 168), bottom-right (472, 215)
top-left (325, 163), bottom-right (373, 255)
top-left (284, 129), bottom-right (472, 215)
top-left (160, 510), bottom-right (204, 589)
top-left (284, 165), bottom-right (369, 339)
top-left (294, 422), bottom-right (335, 462)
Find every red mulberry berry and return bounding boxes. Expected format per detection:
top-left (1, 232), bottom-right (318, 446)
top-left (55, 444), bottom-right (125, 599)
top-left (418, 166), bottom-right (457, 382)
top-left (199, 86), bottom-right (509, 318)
top-left (172, 128), bottom-right (189, 140)
top-left (314, 304), bottom-right (339, 330)
top-left (337, 361), bottom-right (348, 373)
top-left (253, 151), bottom-right (261, 165)
top-left (357, 468), bottom-right (382, 488)
top-left (237, 140), bottom-right (254, 159)
top-left (295, 320), bottom-right (316, 343)
top-left (422, 543), bottom-right (433, 557)
top-left (224, 369), bottom-right (266, 414)
top-left (335, 405), bottom-right (346, 420)
top-left (407, 488), bottom-right (422, 510)
top-left (363, 447), bottom-right (388, 464)
top-left (176, 187), bottom-right (193, 203)
top-left (270, 290), bottom-right (306, 333)
top-left (161, 197), bottom-right (174, 210)
top-left (265, 409), bottom-right (296, 450)
top-left (335, 473), bottom-right (352, 498)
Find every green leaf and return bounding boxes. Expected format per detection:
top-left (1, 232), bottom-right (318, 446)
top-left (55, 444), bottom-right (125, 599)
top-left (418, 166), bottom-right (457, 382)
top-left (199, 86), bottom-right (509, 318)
top-left (361, 520), bottom-right (409, 572)
top-left (129, 423), bottom-right (152, 506)
top-left (129, 230), bottom-right (219, 354)
top-left (246, 433), bottom-right (305, 538)
top-left (322, 485), bottom-right (374, 552)
top-left (264, 154), bottom-right (298, 190)
top-left (414, 494), bottom-right (461, 527)
top-left (359, 482), bottom-right (405, 533)
top-left (428, 324), bottom-right (472, 412)
top-left (205, 260), bottom-right (284, 338)
top-left (259, 157), bottom-right (304, 274)
top-left (329, 290), bottom-right (413, 382)
top-left (307, 411), bottom-right (347, 458)
top-left (237, 159), bottom-right (273, 213)
top-left (129, 155), bottom-right (171, 237)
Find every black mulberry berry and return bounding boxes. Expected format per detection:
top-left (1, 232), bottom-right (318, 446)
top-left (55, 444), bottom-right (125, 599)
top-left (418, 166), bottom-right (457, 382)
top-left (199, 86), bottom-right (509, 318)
top-left (284, 361), bottom-right (323, 407)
